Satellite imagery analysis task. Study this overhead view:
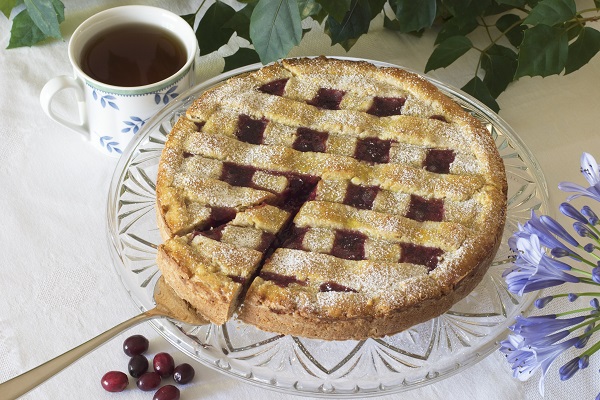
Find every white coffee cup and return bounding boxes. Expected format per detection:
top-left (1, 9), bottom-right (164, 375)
top-left (40, 5), bottom-right (197, 157)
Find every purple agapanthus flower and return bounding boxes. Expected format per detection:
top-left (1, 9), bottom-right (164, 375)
top-left (559, 356), bottom-right (581, 380)
top-left (509, 210), bottom-right (570, 252)
top-left (499, 334), bottom-right (579, 395)
top-left (503, 234), bottom-right (580, 295)
top-left (504, 152), bottom-right (600, 396)
top-left (559, 153), bottom-right (600, 201)
top-left (510, 315), bottom-right (586, 337)
top-left (560, 202), bottom-right (589, 224)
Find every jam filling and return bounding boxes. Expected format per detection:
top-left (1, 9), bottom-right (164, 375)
top-left (293, 127), bottom-right (328, 153)
top-left (235, 114), bottom-right (268, 145)
top-left (429, 115), bottom-right (448, 123)
top-left (423, 149), bottom-right (455, 174)
top-left (208, 207), bottom-right (237, 227)
top-left (220, 162), bottom-right (256, 187)
top-left (280, 225), bottom-right (309, 250)
top-left (319, 281), bottom-right (358, 293)
top-left (228, 275), bottom-right (247, 285)
top-left (331, 230), bottom-right (367, 261)
top-left (275, 173), bottom-right (320, 212)
top-left (399, 243), bottom-right (443, 271)
top-left (406, 194), bottom-right (444, 222)
top-left (259, 271), bottom-right (307, 287)
top-left (197, 225), bottom-right (225, 241)
top-left (354, 137), bottom-right (392, 164)
top-left (343, 182), bottom-right (379, 210)
top-left (258, 78), bottom-right (289, 96)
top-left (367, 96), bottom-right (406, 117)
top-left (307, 88), bottom-right (345, 110)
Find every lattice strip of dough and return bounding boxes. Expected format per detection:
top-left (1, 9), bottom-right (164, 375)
top-left (294, 201), bottom-right (466, 251)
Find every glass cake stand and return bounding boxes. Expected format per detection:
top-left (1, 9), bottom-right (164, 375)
top-left (106, 58), bottom-right (549, 397)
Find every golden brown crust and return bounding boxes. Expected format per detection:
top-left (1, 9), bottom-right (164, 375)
top-left (154, 276), bottom-right (209, 325)
top-left (155, 56), bottom-right (507, 339)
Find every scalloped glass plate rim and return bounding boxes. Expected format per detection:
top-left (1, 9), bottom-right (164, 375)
top-left (107, 56), bottom-right (548, 398)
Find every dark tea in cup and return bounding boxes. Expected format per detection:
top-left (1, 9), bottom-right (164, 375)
top-left (80, 23), bottom-right (187, 87)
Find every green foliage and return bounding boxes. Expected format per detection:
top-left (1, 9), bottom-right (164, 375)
top-left (196, 1), bottom-right (236, 55)
top-left (3, 0), bottom-right (600, 112)
top-left (4, 0), bottom-right (63, 47)
top-left (249, 0), bottom-right (302, 64)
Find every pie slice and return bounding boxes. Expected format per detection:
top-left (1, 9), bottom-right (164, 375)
top-left (155, 57), bottom-right (507, 340)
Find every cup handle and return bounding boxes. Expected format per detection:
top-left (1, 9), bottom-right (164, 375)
top-left (40, 75), bottom-right (89, 140)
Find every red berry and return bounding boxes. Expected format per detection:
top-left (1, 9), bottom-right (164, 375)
top-left (101, 371), bottom-right (128, 392)
top-left (123, 334), bottom-right (149, 356)
top-left (137, 371), bottom-right (162, 391)
top-left (153, 352), bottom-right (175, 377)
top-left (128, 354), bottom-right (149, 378)
top-left (153, 384), bottom-right (180, 400)
top-left (173, 363), bottom-right (195, 384)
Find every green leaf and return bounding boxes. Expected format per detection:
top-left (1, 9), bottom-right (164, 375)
top-left (224, 47), bottom-right (261, 71)
top-left (316, 0), bottom-right (351, 23)
top-left (441, 0), bottom-right (491, 17)
top-left (383, 14), bottom-right (402, 31)
top-left (24, 0), bottom-right (61, 38)
top-left (389, 0), bottom-right (436, 33)
top-left (224, 4), bottom-right (253, 41)
top-left (495, 0), bottom-right (526, 6)
top-left (515, 24), bottom-right (568, 78)
top-left (368, 0), bottom-right (387, 19)
top-left (461, 76), bottom-right (499, 112)
top-left (481, 44), bottom-right (517, 98)
top-left (0, 0), bottom-right (17, 18)
top-left (7, 8), bottom-right (46, 48)
top-left (596, 0), bottom-right (600, 7)
top-left (196, 1), bottom-right (236, 56)
top-left (564, 19), bottom-right (582, 40)
top-left (297, 0), bottom-right (321, 20)
top-left (496, 13), bottom-right (525, 47)
top-left (425, 35), bottom-right (472, 72)
top-left (50, 0), bottom-right (63, 23)
top-left (565, 27), bottom-right (600, 74)
top-left (435, 15), bottom-right (478, 45)
top-left (325, 0), bottom-right (370, 51)
top-left (250, 0), bottom-right (302, 64)
top-left (523, 0), bottom-right (576, 26)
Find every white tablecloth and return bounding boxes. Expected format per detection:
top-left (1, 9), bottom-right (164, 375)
top-left (1, 1), bottom-right (599, 399)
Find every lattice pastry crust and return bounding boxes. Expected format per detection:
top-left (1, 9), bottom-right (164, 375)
top-left (155, 57), bottom-right (507, 340)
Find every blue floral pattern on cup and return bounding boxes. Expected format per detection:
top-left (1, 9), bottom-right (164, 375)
top-left (154, 86), bottom-right (179, 105)
top-left (93, 90), bottom-right (119, 110)
top-left (122, 116), bottom-right (149, 134)
top-left (100, 136), bottom-right (122, 154)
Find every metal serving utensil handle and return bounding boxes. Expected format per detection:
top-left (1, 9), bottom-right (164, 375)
top-left (0, 308), bottom-right (167, 400)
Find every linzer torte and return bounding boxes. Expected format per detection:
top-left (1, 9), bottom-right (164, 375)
top-left (155, 57), bottom-right (507, 340)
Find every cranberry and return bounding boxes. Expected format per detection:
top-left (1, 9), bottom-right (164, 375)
top-left (128, 354), bottom-right (149, 378)
top-left (137, 371), bottom-right (162, 391)
top-left (153, 385), bottom-right (180, 400)
top-left (101, 371), bottom-right (128, 392)
top-left (123, 334), bottom-right (149, 356)
top-left (173, 363), bottom-right (195, 384)
top-left (153, 352), bottom-right (175, 377)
